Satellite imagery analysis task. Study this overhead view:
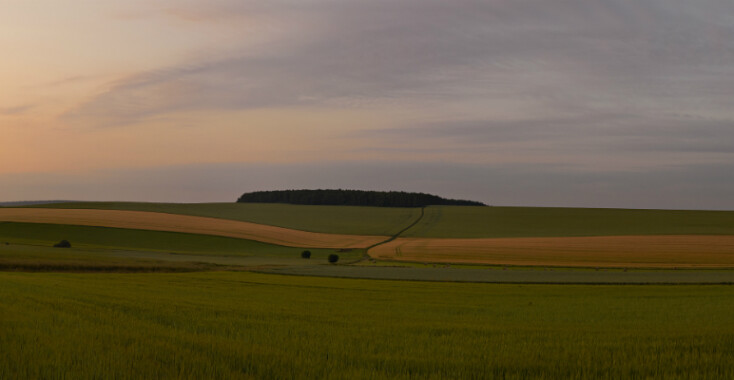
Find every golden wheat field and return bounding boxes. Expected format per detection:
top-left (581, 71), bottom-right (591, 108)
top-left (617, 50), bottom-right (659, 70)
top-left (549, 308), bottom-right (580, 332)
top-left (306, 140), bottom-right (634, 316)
top-left (0, 208), bottom-right (386, 249)
top-left (370, 235), bottom-right (734, 268)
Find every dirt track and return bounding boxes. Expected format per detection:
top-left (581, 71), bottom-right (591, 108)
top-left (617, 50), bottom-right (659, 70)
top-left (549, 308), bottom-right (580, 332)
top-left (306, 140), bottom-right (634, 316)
top-left (0, 208), bottom-right (387, 249)
top-left (370, 235), bottom-right (734, 268)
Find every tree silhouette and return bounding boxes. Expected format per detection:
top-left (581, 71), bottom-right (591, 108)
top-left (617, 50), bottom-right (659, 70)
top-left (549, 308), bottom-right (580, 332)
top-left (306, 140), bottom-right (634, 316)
top-left (237, 189), bottom-right (485, 208)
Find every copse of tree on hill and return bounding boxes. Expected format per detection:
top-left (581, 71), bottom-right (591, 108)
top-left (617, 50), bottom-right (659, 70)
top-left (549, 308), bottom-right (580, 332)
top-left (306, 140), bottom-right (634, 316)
top-left (236, 189), bottom-right (486, 208)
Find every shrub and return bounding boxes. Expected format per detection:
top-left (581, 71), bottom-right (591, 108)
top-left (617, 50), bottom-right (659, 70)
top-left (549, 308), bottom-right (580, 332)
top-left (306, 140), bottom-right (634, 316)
top-left (53, 240), bottom-right (71, 248)
top-left (328, 254), bottom-right (339, 264)
top-left (301, 250), bottom-right (311, 259)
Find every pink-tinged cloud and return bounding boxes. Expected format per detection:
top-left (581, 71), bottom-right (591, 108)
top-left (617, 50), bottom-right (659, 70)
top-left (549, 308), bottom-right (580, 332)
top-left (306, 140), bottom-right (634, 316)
top-left (3, 0), bottom-right (734, 206)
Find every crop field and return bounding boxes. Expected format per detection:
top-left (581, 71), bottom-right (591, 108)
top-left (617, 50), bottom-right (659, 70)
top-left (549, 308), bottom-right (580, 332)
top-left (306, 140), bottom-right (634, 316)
top-left (2, 271), bottom-right (734, 379)
top-left (0, 208), bottom-right (386, 249)
top-left (5, 222), bottom-right (734, 283)
top-left (264, 263), bottom-right (734, 283)
top-left (6, 204), bottom-right (734, 269)
top-left (0, 222), bottom-right (350, 259)
top-left (37, 203), bottom-right (734, 239)
top-left (0, 222), bottom-right (359, 271)
top-left (2, 202), bottom-right (734, 378)
top-left (28, 202), bottom-right (420, 236)
top-left (0, 243), bottom-right (221, 272)
top-left (403, 206), bottom-right (734, 238)
top-left (371, 235), bottom-right (734, 268)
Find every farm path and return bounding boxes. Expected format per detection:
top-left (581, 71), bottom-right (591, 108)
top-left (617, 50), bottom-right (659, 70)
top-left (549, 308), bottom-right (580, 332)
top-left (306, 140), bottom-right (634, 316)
top-left (355, 207), bottom-right (426, 263)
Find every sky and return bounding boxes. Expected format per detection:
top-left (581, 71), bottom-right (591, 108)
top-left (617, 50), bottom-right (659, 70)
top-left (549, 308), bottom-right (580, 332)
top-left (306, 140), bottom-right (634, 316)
top-left (2, 0), bottom-right (734, 209)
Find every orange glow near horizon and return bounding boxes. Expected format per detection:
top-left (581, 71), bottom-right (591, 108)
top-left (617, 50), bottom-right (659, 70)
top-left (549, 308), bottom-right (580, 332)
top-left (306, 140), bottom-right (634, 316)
top-left (3, 1), bottom-right (734, 208)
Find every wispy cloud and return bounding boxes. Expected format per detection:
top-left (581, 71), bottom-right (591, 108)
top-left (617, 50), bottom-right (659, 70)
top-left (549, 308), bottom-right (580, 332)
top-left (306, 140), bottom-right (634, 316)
top-left (35, 0), bottom-right (734, 207)
top-left (0, 104), bottom-right (34, 115)
top-left (61, 0), bottom-right (732, 125)
top-left (355, 114), bottom-right (734, 153)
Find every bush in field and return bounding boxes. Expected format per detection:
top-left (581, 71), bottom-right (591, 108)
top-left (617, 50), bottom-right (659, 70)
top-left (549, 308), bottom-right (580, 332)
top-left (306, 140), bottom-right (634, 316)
top-left (301, 250), bottom-right (311, 259)
top-left (328, 254), bottom-right (339, 263)
top-left (53, 240), bottom-right (71, 248)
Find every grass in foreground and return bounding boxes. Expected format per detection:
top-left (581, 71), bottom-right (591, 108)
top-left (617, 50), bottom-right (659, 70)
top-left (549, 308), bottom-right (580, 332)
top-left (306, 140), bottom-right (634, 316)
top-left (404, 206), bottom-right (734, 238)
top-left (265, 262), bottom-right (734, 283)
top-left (28, 202), bottom-right (420, 236)
top-left (1, 271), bottom-right (733, 379)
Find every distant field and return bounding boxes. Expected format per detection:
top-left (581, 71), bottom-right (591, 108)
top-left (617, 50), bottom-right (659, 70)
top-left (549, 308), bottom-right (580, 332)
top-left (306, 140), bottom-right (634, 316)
top-left (0, 208), bottom-right (386, 249)
top-left (0, 222), bottom-right (348, 259)
top-left (27, 202), bottom-right (419, 236)
top-left (403, 206), bottom-right (734, 238)
top-left (0, 222), bottom-right (357, 272)
top-left (0, 243), bottom-right (218, 272)
top-left (6, 203), bottom-right (734, 269)
top-left (2, 272), bottom-right (734, 378)
top-left (21, 203), bottom-right (734, 238)
top-left (371, 235), bottom-right (734, 268)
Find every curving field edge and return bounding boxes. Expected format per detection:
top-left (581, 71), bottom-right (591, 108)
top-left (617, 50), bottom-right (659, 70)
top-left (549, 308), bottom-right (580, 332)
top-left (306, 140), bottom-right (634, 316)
top-left (0, 208), bottom-right (388, 249)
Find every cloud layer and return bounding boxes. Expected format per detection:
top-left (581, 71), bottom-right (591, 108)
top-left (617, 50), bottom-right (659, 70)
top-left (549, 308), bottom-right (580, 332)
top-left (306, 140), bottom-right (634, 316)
top-left (5, 0), bottom-right (734, 207)
top-left (66, 0), bottom-right (734, 125)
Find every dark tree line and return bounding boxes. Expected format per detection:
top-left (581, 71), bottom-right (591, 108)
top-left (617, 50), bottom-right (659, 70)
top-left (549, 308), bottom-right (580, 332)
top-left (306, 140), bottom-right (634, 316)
top-left (236, 189), bottom-right (485, 208)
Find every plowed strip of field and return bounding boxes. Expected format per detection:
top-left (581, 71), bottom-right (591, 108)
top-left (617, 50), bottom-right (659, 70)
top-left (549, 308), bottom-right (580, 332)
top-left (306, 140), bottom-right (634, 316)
top-left (0, 208), bottom-right (387, 249)
top-left (370, 236), bottom-right (734, 268)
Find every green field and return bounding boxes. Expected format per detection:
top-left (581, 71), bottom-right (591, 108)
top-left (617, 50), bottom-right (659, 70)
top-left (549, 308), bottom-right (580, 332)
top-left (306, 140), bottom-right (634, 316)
top-left (1, 271), bottom-right (733, 379)
top-left (403, 206), bottom-right (734, 238)
top-left (264, 264), bottom-right (734, 284)
top-left (25, 202), bottom-right (734, 239)
top-left (0, 219), bottom-right (396, 273)
top-left (3, 202), bottom-right (734, 378)
top-left (0, 222), bottom-right (351, 259)
top-left (0, 243), bottom-right (222, 272)
top-left (0, 242), bottom-right (356, 272)
top-left (28, 202), bottom-right (419, 236)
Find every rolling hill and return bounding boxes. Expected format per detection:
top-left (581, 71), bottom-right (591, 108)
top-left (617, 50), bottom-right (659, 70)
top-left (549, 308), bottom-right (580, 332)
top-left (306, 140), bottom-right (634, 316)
top-left (5, 202), bottom-right (734, 269)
